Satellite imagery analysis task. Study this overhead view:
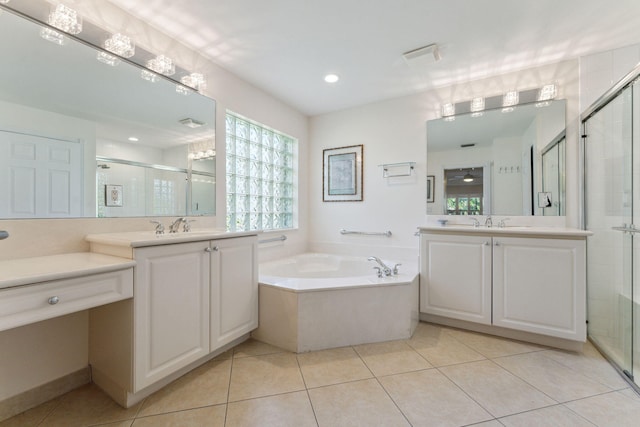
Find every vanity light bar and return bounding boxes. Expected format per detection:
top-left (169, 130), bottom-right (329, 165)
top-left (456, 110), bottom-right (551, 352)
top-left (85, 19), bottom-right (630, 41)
top-left (440, 85), bottom-right (558, 119)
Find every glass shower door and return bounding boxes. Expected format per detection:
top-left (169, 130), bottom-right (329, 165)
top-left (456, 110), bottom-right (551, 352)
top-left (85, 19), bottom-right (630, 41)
top-left (585, 84), bottom-right (634, 381)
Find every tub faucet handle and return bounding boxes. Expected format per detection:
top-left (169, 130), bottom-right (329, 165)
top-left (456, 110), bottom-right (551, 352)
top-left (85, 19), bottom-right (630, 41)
top-left (373, 266), bottom-right (383, 278)
top-left (393, 263), bottom-right (402, 275)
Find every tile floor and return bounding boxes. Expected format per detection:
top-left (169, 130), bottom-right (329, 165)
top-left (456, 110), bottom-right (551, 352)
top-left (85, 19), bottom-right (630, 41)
top-left (3, 322), bottom-right (640, 427)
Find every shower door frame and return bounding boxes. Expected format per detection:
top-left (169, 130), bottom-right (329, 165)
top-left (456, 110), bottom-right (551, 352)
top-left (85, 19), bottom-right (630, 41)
top-left (581, 63), bottom-right (640, 391)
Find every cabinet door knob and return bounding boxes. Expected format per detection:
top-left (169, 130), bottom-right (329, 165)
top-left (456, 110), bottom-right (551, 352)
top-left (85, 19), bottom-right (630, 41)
top-left (484, 241), bottom-right (490, 246)
top-left (212, 246), bottom-right (219, 251)
top-left (205, 246), bottom-right (220, 252)
top-left (48, 296), bottom-right (60, 305)
top-left (494, 241), bottom-right (501, 246)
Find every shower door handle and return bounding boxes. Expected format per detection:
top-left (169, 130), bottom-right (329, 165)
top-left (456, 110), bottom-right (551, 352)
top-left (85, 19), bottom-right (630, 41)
top-left (611, 224), bottom-right (640, 234)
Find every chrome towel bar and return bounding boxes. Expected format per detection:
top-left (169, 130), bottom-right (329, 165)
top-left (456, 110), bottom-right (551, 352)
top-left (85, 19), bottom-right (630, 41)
top-left (259, 235), bottom-right (287, 244)
top-left (340, 229), bottom-right (392, 237)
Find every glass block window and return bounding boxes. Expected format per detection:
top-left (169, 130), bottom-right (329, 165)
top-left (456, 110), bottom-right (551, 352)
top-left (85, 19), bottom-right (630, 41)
top-left (226, 111), bottom-right (296, 231)
top-left (153, 178), bottom-right (177, 215)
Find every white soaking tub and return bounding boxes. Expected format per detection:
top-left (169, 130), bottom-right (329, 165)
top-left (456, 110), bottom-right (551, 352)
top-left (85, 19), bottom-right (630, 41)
top-left (252, 253), bottom-right (419, 352)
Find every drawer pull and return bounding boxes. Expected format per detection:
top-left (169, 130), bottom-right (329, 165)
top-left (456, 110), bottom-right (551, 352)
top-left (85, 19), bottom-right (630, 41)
top-left (47, 296), bottom-right (60, 305)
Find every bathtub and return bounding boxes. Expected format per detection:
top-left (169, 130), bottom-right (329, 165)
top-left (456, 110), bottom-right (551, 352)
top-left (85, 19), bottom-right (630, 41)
top-left (252, 253), bottom-right (419, 352)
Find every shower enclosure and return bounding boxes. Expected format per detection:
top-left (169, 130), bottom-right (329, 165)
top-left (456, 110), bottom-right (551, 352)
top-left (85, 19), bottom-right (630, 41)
top-left (583, 64), bottom-right (640, 388)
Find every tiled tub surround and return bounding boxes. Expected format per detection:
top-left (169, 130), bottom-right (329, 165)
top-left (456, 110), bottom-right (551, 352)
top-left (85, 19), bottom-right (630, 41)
top-left (1, 322), bottom-right (638, 427)
top-left (253, 253), bottom-right (419, 352)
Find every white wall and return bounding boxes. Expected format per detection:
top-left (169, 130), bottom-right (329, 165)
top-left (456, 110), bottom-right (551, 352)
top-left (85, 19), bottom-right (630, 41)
top-left (0, 1), bottom-right (308, 405)
top-left (580, 43), bottom-right (640, 113)
top-left (309, 60), bottom-right (580, 259)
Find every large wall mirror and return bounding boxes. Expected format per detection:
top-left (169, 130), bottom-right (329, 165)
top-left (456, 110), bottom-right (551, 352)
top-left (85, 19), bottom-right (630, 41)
top-left (0, 7), bottom-right (216, 219)
top-left (427, 99), bottom-right (566, 216)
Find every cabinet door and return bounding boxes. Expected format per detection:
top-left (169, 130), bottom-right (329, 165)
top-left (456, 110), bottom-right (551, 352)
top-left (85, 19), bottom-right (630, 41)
top-left (420, 233), bottom-right (492, 324)
top-left (210, 235), bottom-right (258, 350)
top-left (492, 237), bottom-right (586, 340)
top-left (133, 241), bottom-right (210, 391)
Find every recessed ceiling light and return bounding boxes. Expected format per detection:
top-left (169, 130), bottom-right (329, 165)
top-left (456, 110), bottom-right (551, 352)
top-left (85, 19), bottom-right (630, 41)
top-left (324, 74), bottom-right (339, 83)
top-left (128, 137), bottom-right (139, 142)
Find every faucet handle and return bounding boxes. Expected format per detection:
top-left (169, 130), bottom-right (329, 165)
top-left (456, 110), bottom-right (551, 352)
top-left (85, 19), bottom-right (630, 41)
top-left (183, 219), bottom-right (195, 232)
top-left (498, 218), bottom-right (510, 228)
top-left (373, 267), bottom-right (383, 278)
top-left (393, 263), bottom-right (402, 275)
top-left (470, 217), bottom-right (480, 227)
top-left (150, 220), bottom-right (165, 235)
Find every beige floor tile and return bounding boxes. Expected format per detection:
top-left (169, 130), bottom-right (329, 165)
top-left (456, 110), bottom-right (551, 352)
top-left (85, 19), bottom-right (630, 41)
top-left (354, 340), bottom-right (432, 377)
top-left (468, 421), bottom-right (503, 427)
top-left (309, 378), bottom-right (410, 427)
top-left (225, 391), bottom-right (316, 427)
top-left (542, 343), bottom-right (629, 390)
top-left (407, 332), bottom-right (486, 367)
top-left (499, 405), bottom-right (595, 426)
top-left (132, 405), bottom-right (225, 427)
top-left (564, 390), bottom-right (640, 427)
top-left (0, 398), bottom-right (61, 427)
top-left (38, 384), bottom-right (141, 427)
top-left (380, 369), bottom-right (493, 426)
top-left (494, 352), bottom-right (612, 402)
top-left (445, 329), bottom-right (545, 358)
top-left (617, 388), bottom-right (640, 400)
top-left (92, 422), bottom-right (133, 427)
top-left (228, 352), bottom-right (305, 401)
top-left (440, 360), bottom-right (556, 418)
top-left (137, 356), bottom-right (232, 417)
top-left (233, 338), bottom-right (287, 358)
top-left (297, 346), bottom-right (372, 388)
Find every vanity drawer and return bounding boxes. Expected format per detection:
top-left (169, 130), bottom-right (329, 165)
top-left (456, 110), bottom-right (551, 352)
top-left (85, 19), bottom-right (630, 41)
top-left (0, 268), bottom-right (133, 332)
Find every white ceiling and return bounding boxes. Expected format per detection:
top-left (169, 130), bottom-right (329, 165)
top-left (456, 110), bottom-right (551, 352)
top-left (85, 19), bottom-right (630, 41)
top-left (108, 0), bottom-right (640, 116)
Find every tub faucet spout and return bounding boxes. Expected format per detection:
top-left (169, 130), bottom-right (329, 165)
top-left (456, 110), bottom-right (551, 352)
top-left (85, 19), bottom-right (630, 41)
top-left (368, 256), bottom-right (392, 277)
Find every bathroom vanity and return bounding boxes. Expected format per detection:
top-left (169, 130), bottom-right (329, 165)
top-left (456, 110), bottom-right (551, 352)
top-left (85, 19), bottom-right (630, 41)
top-left (419, 225), bottom-right (591, 348)
top-left (85, 229), bottom-right (258, 407)
top-left (0, 253), bottom-right (134, 332)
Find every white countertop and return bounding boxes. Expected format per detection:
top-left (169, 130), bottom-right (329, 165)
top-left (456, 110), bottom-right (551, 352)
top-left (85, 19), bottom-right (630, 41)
top-left (0, 252), bottom-right (136, 290)
top-left (85, 229), bottom-right (260, 248)
top-left (419, 225), bottom-right (592, 238)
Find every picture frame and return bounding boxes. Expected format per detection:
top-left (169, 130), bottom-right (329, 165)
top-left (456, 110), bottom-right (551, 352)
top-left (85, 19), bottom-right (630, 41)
top-left (105, 184), bottom-right (123, 207)
top-left (323, 144), bottom-right (363, 202)
top-left (427, 175), bottom-right (435, 203)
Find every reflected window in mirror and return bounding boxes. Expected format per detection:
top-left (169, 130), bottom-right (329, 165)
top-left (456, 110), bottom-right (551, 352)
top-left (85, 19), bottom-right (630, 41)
top-left (444, 168), bottom-right (483, 215)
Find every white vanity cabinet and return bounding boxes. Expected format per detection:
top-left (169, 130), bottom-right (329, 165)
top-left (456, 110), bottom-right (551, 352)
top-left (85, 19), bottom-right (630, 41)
top-left (420, 228), bottom-right (588, 343)
top-left (87, 230), bottom-right (258, 407)
top-left (492, 236), bottom-right (585, 340)
top-left (420, 233), bottom-right (492, 325)
top-left (209, 236), bottom-right (259, 349)
top-left (133, 241), bottom-right (211, 390)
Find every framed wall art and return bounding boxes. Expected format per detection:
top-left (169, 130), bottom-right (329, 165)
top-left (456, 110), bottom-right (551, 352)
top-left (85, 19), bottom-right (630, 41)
top-left (323, 144), bottom-right (363, 202)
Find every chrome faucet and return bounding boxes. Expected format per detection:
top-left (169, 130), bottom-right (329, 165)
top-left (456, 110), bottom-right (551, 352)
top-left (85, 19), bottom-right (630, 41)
top-left (368, 256), bottom-right (393, 277)
top-left (470, 217), bottom-right (480, 228)
top-left (484, 216), bottom-right (493, 228)
top-left (169, 217), bottom-right (186, 233)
